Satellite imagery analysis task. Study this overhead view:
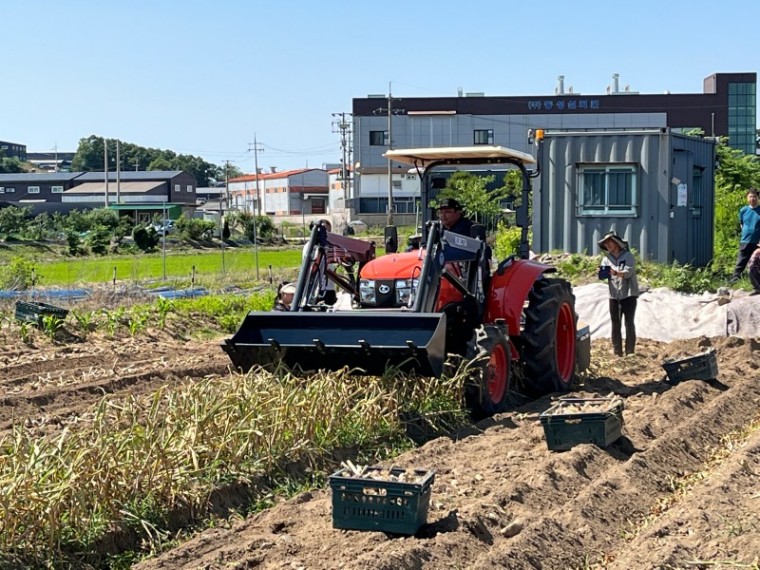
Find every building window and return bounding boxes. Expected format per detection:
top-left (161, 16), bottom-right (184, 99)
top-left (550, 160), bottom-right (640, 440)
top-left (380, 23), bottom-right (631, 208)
top-left (51, 185), bottom-right (64, 194)
top-left (578, 164), bottom-right (637, 216)
top-left (0, 187), bottom-right (4, 194)
top-left (359, 197), bottom-right (388, 213)
top-left (175, 184), bottom-right (181, 193)
top-left (473, 129), bottom-right (494, 145)
top-left (369, 130), bottom-right (389, 146)
top-left (394, 197), bottom-right (416, 213)
top-left (4, 187), bottom-right (14, 193)
top-left (186, 185), bottom-right (193, 193)
top-left (392, 180), bottom-right (402, 189)
top-left (28, 186), bottom-right (40, 194)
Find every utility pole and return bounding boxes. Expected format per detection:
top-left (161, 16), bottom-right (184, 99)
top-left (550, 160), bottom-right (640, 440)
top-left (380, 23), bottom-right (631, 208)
top-left (52, 144), bottom-right (58, 173)
top-left (224, 160), bottom-right (230, 214)
top-left (104, 139), bottom-right (109, 207)
top-left (116, 139), bottom-right (121, 204)
top-left (248, 135), bottom-right (264, 216)
top-left (332, 112), bottom-right (353, 214)
top-left (371, 85), bottom-right (403, 227)
top-left (387, 82), bottom-right (394, 226)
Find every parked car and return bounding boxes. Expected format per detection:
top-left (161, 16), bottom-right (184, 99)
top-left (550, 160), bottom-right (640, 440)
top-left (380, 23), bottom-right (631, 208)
top-left (152, 220), bottom-right (175, 234)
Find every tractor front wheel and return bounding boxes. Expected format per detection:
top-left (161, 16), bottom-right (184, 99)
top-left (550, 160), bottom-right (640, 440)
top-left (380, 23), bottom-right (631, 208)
top-left (521, 277), bottom-right (577, 396)
top-left (465, 324), bottom-right (511, 419)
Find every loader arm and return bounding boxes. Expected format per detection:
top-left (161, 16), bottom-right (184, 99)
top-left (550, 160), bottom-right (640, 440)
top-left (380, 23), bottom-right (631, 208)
top-left (292, 223), bottom-right (376, 310)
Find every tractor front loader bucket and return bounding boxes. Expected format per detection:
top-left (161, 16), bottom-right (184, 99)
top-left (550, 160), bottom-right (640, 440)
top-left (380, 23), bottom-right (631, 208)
top-left (222, 311), bottom-right (448, 378)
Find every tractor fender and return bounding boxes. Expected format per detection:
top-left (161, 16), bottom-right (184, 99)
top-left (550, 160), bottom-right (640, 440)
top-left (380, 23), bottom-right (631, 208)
top-left (484, 258), bottom-right (556, 336)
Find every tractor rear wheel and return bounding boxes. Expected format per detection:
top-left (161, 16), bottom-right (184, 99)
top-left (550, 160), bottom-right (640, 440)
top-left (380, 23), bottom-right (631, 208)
top-left (521, 277), bottom-right (576, 396)
top-left (465, 324), bottom-right (511, 418)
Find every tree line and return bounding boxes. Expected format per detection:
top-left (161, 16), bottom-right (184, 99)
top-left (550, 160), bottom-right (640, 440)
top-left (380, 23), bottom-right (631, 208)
top-left (0, 136), bottom-right (243, 186)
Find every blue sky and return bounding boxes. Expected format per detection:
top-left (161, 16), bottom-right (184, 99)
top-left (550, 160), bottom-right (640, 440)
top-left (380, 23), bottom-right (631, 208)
top-left (2, 0), bottom-right (758, 173)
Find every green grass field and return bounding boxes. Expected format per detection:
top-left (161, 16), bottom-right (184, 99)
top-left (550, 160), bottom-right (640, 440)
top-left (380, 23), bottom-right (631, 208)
top-left (31, 247), bottom-right (304, 287)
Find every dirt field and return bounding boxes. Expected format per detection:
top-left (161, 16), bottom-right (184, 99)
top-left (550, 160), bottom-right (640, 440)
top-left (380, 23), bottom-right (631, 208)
top-left (2, 326), bottom-right (759, 569)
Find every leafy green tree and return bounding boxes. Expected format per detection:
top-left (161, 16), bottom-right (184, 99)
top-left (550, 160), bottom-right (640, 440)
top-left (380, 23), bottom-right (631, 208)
top-left (0, 156), bottom-right (24, 173)
top-left (234, 212), bottom-right (275, 242)
top-left (175, 214), bottom-right (215, 240)
top-left (84, 225), bottom-right (111, 255)
top-left (713, 136), bottom-right (760, 268)
top-left (84, 208), bottom-right (120, 230)
top-left (433, 172), bottom-right (508, 222)
top-left (63, 209), bottom-right (89, 233)
top-left (0, 205), bottom-right (30, 238)
top-left (147, 156), bottom-right (173, 171)
top-left (66, 230), bottom-right (83, 255)
top-left (72, 135), bottom-right (222, 186)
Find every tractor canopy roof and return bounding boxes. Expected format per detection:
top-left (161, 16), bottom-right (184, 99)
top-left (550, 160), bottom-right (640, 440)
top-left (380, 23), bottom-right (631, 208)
top-left (383, 145), bottom-right (536, 168)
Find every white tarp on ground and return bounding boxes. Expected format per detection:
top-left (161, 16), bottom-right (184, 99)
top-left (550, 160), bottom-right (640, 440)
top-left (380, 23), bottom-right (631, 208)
top-left (574, 283), bottom-right (760, 342)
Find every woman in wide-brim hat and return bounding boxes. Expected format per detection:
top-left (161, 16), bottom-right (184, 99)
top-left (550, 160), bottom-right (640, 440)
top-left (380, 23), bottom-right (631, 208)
top-left (597, 231), bottom-right (629, 252)
top-left (597, 230), bottom-right (639, 356)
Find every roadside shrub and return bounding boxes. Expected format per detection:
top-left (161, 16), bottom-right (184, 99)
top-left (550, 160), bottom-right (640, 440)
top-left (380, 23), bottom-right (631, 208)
top-left (132, 225), bottom-right (160, 252)
top-left (175, 215), bottom-right (215, 240)
top-left (236, 212), bottom-right (275, 242)
top-left (85, 208), bottom-right (120, 230)
top-left (0, 205), bottom-right (30, 238)
top-left (493, 223), bottom-right (527, 260)
top-left (66, 230), bottom-right (83, 256)
top-left (1, 256), bottom-right (37, 290)
top-left (84, 225), bottom-right (111, 255)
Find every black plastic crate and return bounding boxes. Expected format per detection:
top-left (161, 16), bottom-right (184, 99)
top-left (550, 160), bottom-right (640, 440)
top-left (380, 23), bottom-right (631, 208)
top-left (14, 300), bottom-right (69, 326)
top-left (329, 466), bottom-right (435, 535)
top-left (662, 348), bottom-right (719, 383)
top-left (540, 397), bottom-right (624, 451)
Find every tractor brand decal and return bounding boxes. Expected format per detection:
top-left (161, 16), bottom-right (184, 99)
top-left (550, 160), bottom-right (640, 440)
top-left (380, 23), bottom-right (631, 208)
top-left (378, 284), bottom-right (390, 294)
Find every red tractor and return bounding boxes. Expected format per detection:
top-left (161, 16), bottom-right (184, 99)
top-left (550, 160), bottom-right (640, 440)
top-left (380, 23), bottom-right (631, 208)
top-left (223, 145), bottom-right (584, 418)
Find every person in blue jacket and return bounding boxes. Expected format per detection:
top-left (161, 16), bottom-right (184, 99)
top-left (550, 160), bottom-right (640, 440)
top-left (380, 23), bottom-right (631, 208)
top-left (598, 231), bottom-right (639, 356)
top-left (729, 188), bottom-right (760, 284)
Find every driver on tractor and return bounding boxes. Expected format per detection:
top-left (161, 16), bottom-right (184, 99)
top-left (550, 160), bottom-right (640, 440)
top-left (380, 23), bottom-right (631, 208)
top-left (437, 198), bottom-right (473, 236)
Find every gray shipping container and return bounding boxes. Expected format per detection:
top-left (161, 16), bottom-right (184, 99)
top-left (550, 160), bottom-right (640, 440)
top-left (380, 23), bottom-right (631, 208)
top-left (535, 129), bottom-right (716, 267)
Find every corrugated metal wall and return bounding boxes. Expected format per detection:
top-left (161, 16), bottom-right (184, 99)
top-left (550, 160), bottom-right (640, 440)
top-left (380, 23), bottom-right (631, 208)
top-left (535, 130), bottom-right (715, 266)
top-left (671, 133), bottom-right (716, 266)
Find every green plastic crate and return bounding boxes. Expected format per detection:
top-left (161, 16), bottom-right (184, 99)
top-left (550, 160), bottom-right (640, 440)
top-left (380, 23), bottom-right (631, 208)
top-left (540, 398), bottom-right (624, 451)
top-left (14, 301), bottom-right (69, 326)
top-left (662, 348), bottom-right (718, 383)
top-left (329, 466), bottom-right (435, 535)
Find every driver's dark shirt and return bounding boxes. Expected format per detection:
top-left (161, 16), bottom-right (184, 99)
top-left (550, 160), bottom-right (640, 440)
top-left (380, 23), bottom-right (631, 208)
top-left (444, 216), bottom-right (474, 237)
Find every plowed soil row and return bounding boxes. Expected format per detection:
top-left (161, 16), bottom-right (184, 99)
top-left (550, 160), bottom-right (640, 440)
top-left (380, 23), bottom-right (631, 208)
top-left (2, 330), bottom-right (758, 569)
top-left (0, 333), bottom-right (230, 437)
top-left (130, 336), bottom-right (760, 570)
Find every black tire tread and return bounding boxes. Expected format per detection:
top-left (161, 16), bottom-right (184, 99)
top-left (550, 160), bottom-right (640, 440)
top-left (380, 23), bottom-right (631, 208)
top-left (521, 277), bottom-right (576, 396)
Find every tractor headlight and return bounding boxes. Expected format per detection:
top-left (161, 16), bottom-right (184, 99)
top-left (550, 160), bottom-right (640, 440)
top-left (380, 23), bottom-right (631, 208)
top-left (359, 279), bottom-right (376, 304)
top-left (395, 278), bottom-right (418, 306)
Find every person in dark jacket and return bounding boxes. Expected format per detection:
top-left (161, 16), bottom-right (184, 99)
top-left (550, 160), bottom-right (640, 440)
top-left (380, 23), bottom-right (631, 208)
top-left (749, 246), bottom-right (760, 295)
top-left (437, 197), bottom-right (473, 236)
top-left (598, 231), bottom-right (639, 356)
